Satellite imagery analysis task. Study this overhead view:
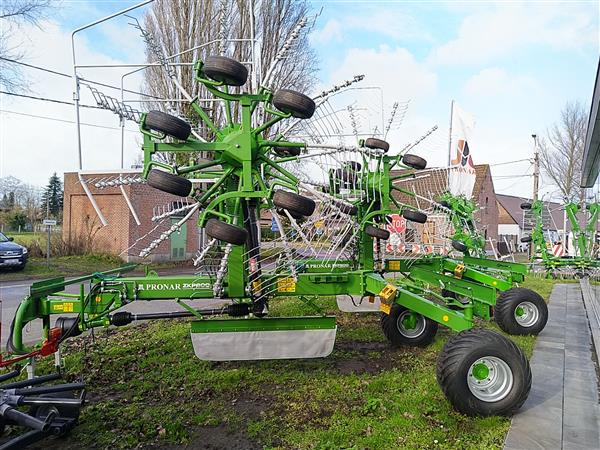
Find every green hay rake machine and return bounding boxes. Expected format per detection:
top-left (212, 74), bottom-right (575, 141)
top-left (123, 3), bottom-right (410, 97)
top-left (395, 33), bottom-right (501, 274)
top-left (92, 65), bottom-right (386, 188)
top-left (6, 55), bottom-right (535, 450)
top-left (318, 149), bottom-right (547, 338)
top-left (522, 199), bottom-right (600, 277)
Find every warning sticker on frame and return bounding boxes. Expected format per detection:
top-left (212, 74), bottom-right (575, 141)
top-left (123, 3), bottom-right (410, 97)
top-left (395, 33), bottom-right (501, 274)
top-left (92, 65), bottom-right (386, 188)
top-left (277, 277), bottom-right (296, 293)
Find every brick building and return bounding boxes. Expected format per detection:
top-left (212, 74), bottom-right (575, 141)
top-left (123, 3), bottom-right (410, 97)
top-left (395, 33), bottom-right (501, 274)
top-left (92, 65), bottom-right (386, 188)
top-left (63, 172), bottom-right (200, 262)
top-left (391, 164), bottom-right (499, 251)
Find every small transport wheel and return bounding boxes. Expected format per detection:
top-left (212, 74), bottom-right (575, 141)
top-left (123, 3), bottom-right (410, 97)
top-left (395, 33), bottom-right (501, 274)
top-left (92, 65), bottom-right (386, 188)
top-left (452, 240), bottom-right (468, 253)
top-left (365, 225), bottom-right (390, 240)
top-left (381, 305), bottom-right (438, 347)
top-left (203, 56), bottom-right (248, 86)
top-left (278, 208), bottom-right (304, 221)
top-left (438, 200), bottom-right (450, 209)
top-left (333, 168), bottom-right (357, 185)
top-left (273, 190), bottom-right (316, 217)
top-left (364, 137), bottom-right (390, 152)
top-left (273, 89), bottom-right (316, 119)
top-left (436, 328), bottom-right (531, 416)
top-left (520, 202), bottom-right (532, 210)
top-left (402, 209), bottom-right (427, 224)
top-left (520, 236), bottom-right (532, 243)
top-left (334, 201), bottom-right (358, 216)
top-left (205, 219), bottom-right (248, 245)
top-left (147, 169), bottom-right (193, 197)
top-left (343, 161), bottom-right (362, 172)
top-left (273, 146), bottom-right (301, 157)
top-left (145, 111), bottom-right (192, 141)
top-left (402, 154), bottom-right (427, 170)
top-left (494, 288), bottom-right (548, 335)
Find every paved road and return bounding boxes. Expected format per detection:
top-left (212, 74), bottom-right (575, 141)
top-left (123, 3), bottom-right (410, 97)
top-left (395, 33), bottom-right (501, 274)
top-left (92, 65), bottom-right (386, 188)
top-left (504, 283), bottom-right (600, 450)
top-left (0, 271), bottom-right (226, 348)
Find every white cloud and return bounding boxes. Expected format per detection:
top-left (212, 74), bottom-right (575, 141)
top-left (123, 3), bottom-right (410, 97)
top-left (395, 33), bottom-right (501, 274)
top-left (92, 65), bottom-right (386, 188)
top-left (428, 3), bottom-right (598, 66)
top-left (309, 19), bottom-right (343, 45)
top-left (464, 67), bottom-right (539, 98)
top-left (344, 10), bottom-right (432, 42)
top-left (0, 20), bottom-right (145, 186)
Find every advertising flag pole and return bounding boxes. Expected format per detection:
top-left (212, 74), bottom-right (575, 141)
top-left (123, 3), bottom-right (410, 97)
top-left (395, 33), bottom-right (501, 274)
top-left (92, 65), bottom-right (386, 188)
top-left (447, 99), bottom-right (454, 167)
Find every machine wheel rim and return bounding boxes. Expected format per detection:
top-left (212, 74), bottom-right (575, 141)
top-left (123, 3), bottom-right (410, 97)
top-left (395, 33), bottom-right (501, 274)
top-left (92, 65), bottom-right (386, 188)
top-left (514, 301), bottom-right (539, 327)
top-left (396, 310), bottom-right (426, 338)
top-left (467, 356), bottom-right (514, 402)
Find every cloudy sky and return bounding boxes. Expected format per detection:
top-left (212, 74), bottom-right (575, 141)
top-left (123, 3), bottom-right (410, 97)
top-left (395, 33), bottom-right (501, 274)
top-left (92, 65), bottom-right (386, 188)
top-left (0, 0), bottom-right (598, 200)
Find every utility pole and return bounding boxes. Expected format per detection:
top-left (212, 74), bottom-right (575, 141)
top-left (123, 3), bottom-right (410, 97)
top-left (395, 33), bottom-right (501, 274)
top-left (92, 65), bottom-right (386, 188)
top-left (532, 134), bottom-right (539, 201)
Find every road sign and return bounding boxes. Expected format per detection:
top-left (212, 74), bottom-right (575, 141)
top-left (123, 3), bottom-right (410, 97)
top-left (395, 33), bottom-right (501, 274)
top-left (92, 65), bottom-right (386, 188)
top-left (43, 219), bottom-right (57, 226)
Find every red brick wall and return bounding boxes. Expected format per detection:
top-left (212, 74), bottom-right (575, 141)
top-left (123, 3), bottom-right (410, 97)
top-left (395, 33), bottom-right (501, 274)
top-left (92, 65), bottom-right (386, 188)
top-left (63, 172), bottom-right (199, 262)
top-left (473, 168), bottom-right (499, 251)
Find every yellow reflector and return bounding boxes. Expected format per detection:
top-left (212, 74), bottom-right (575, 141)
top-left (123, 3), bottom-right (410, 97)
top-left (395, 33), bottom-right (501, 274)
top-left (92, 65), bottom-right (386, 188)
top-left (442, 315), bottom-right (449, 322)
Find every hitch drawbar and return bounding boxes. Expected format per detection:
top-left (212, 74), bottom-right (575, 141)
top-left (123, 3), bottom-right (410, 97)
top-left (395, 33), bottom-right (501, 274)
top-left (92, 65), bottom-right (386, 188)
top-left (109, 303), bottom-right (250, 327)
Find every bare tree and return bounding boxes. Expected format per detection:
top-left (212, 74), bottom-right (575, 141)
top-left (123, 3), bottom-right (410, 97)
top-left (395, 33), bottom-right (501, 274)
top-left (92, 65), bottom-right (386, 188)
top-left (539, 101), bottom-right (588, 202)
top-left (140, 0), bottom-right (317, 140)
top-left (0, 0), bottom-right (51, 91)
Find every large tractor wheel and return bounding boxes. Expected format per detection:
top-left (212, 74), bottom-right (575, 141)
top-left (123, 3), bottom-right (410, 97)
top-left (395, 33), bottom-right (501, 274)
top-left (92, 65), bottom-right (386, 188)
top-left (436, 328), bottom-right (531, 416)
top-left (381, 305), bottom-right (438, 347)
top-left (205, 219), bottom-right (248, 245)
top-left (145, 111), bottom-right (191, 141)
top-left (273, 89), bottom-right (316, 119)
top-left (402, 154), bottom-right (427, 170)
top-left (273, 190), bottom-right (316, 217)
top-left (203, 56), bottom-right (248, 86)
top-left (364, 137), bottom-right (389, 152)
top-left (147, 169), bottom-right (193, 197)
top-left (402, 209), bottom-right (427, 224)
top-left (365, 225), bottom-right (390, 240)
top-left (494, 288), bottom-right (548, 335)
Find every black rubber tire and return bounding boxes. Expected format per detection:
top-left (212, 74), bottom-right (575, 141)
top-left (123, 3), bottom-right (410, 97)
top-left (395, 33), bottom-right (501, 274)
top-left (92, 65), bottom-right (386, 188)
top-left (520, 202), bottom-right (532, 210)
top-left (145, 110), bottom-right (191, 141)
top-left (203, 56), bottom-right (248, 86)
top-left (278, 208), bottom-right (304, 221)
top-left (494, 288), bottom-right (548, 335)
top-left (520, 236), bottom-right (532, 243)
top-left (147, 169), bottom-right (193, 197)
top-left (438, 200), bottom-right (450, 208)
top-left (365, 225), bottom-right (390, 240)
top-left (364, 137), bottom-right (389, 152)
top-left (343, 161), bottom-right (362, 172)
top-left (452, 240), bottom-right (469, 253)
top-left (402, 209), bottom-right (427, 224)
top-left (381, 305), bottom-right (438, 347)
top-left (273, 190), bottom-right (316, 217)
top-left (205, 219), bottom-right (248, 245)
top-left (273, 146), bottom-right (301, 157)
top-left (402, 154), bottom-right (427, 170)
top-left (273, 89), bottom-right (315, 119)
top-left (334, 201), bottom-right (358, 216)
top-left (436, 328), bottom-right (531, 416)
top-left (333, 168), bottom-right (357, 184)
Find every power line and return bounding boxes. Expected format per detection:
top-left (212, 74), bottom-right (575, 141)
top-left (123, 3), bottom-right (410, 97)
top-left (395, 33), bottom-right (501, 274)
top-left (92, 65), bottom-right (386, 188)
top-left (0, 56), bottom-right (160, 99)
top-left (489, 158), bottom-right (532, 167)
top-left (0, 90), bottom-right (101, 109)
top-left (0, 109), bottom-right (139, 133)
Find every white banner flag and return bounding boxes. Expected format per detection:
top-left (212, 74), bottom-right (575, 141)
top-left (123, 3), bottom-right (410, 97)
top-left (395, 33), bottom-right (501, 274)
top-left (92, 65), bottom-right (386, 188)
top-left (448, 102), bottom-right (476, 198)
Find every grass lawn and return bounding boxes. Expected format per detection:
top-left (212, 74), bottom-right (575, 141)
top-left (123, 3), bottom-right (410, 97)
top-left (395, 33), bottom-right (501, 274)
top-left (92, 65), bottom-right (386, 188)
top-left (12, 277), bottom-right (561, 450)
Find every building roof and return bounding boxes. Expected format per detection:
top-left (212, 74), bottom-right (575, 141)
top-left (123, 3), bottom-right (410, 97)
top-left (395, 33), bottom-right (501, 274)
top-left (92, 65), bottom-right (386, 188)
top-left (581, 58), bottom-right (600, 187)
top-left (495, 193), bottom-right (577, 232)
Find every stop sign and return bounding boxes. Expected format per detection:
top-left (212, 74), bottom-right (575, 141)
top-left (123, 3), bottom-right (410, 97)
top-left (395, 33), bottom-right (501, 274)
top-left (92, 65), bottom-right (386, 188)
top-left (387, 214), bottom-right (406, 233)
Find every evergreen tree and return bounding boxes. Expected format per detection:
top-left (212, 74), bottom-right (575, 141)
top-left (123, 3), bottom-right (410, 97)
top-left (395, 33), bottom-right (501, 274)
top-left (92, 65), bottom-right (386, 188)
top-left (7, 192), bottom-right (15, 208)
top-left (41, 173), bottom-right (63, 218)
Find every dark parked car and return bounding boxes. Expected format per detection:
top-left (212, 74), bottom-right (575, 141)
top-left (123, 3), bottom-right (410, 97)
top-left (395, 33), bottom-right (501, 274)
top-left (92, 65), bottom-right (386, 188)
top-left (0, 232), bottom-right (28, 271)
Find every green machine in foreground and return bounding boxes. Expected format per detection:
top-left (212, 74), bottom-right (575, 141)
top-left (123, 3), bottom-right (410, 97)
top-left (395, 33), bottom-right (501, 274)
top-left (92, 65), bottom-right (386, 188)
top-left (11, 56), bottom-right (533, 418)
